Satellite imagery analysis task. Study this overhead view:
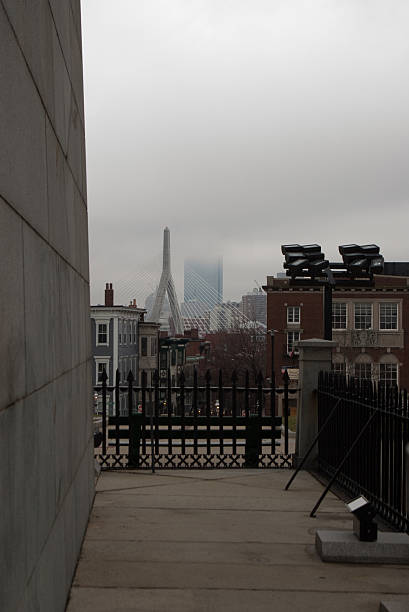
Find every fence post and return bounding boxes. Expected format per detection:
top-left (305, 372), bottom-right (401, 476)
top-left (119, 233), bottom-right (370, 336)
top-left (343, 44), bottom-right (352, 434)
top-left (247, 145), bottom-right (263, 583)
top-left (296, 339), bottom-right (337, 469)
top-left (101, 368), bottom-right (108, 455)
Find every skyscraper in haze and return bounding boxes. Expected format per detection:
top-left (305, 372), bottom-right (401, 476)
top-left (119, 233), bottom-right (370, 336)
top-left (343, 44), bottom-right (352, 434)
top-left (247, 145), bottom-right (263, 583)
top-left (184, 257), bottom-right (223, 310)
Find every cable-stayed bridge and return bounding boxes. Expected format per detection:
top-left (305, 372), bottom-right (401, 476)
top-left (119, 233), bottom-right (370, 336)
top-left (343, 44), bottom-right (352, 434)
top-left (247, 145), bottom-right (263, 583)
top-left (110, 228), bottom-right (266, 335)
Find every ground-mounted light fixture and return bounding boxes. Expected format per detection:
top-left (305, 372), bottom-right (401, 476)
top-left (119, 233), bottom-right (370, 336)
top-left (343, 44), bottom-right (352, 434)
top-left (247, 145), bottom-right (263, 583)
top-left (346, 496), bottom-right (378, 542)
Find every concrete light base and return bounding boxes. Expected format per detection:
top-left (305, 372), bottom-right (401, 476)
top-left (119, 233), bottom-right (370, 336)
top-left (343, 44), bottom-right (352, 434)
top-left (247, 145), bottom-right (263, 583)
top-left (380, 600), bottom-right (409, 612)
top-left (316, 530), bottom-right (409, 564)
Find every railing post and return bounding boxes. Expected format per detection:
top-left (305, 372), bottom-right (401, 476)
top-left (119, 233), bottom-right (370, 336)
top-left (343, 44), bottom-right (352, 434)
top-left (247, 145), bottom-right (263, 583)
top-left (193, 368), bottom-right (198, 455)
top-left (283, 369), bottom-right (289, 455)
top-left (257, 371), bottom-right (263, 418)
top-left (180, 370), bottom-right (186, 454)
top-left (101, 368), bottom-right (108, 455)
top-left (296, 339), bottom-right (337, 469)
top-left (232, 370), bottom-right (237, 455)
top-left (115, 369), bottom-right (120, 455)
top-left (205, 370), bottom-right (211, 455)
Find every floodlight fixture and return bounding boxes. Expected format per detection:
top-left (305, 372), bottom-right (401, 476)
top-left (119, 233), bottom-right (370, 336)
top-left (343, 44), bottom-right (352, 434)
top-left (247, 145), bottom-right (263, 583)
top-left (339, 244), bottom-right (384, 277)
top-left (281, 244), bottom-right (329, 279)
top-left (346, 496), bottom-right (378, 542)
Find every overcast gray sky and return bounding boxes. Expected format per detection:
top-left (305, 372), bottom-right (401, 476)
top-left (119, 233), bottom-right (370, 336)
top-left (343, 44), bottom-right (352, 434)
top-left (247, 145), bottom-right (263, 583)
top-left (82, 0), bottom-right (409, 306)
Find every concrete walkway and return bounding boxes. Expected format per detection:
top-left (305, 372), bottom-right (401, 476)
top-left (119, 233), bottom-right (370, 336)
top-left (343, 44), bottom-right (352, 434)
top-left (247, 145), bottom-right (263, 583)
top-left (67, 470), bottom-right (409, 611)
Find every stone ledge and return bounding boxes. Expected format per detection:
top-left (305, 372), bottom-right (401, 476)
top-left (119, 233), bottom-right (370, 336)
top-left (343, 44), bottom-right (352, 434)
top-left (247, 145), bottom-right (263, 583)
top-left (379, 600), bottom-right (409, 612)
top-left (316, 529), bottom-right (409, 564)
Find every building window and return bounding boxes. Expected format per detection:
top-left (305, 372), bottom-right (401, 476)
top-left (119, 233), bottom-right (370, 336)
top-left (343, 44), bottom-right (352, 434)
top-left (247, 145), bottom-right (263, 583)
top-left (97, 361), bottom-right (108, 382)
top-left (133, 323), bottom-right (137, 344)
top-left (287, 331), bottom-right (300, 355)
top-left (380, 363), bottom-right (398, 386)
top-left (177, 348), bottom-right (184, 365)
top-left (379, 303), bottom-right (398, 330)
top-left (287, 306), bottom-right (300, 324)
top-left (97, 323), bottom-right (108, 345)
top-left (332, 303), bottom-right (347, 330)
top-left (332, 362), bottom-right (346, 375)
top-left (123, 321), bottom-right (127, 345)
top-left (151, 337), bottom-right (157, 356)
top-left (171, 349), bottom-right (176, 366)
top-left (119, 320), bottom-right (122, 345)
top-left (141, 337), bottom-right (148, 356)
top-left (354, 303), bottom-right (372, 330)
top-left (354, 362), bottom-right (372, 380)
top-left (160, 350), bottom-right (167, 369)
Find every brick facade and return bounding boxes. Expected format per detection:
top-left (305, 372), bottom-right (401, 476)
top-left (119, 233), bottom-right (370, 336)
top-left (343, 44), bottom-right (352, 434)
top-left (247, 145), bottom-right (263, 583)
top-left (265, 274), bottom-right (409, 389)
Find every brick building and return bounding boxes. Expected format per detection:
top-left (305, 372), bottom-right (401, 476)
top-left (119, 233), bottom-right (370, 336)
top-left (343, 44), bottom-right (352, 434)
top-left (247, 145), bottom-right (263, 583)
top-left (264, 271), bottom-right (409, 389)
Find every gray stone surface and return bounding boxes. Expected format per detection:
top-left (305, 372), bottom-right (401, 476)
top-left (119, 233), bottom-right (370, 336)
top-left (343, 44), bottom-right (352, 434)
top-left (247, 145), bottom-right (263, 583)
top-left (316, 529), bottom-right (409, 564)
top-left (0, 6), bottom-right (48, 238)
top-left (67, 470), bottom-right (409, 612)
top-left (0, 1), bottom-right (92, 610)
top-left (0, 198), bottom-right (25, 410)
top-left (296, 339), bottom-right (337, 468)
top-left (380, 600), bottom-right (409, 612)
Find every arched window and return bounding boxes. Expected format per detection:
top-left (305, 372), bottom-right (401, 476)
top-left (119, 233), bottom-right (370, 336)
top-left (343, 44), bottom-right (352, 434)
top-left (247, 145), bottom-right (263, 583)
top-left (353, 354), bottom-right (373, 380)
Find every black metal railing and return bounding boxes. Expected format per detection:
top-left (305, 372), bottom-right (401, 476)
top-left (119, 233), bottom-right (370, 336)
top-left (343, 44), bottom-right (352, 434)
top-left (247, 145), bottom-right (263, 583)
top-left (317, 371), bottom-right (409, 532)
top-left (94, 368), bottom-right (296, 470)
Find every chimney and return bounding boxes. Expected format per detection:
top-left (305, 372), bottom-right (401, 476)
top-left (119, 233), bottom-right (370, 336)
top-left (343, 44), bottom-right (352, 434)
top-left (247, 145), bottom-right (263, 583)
top-left (105, 283), bottom-right (114, 307)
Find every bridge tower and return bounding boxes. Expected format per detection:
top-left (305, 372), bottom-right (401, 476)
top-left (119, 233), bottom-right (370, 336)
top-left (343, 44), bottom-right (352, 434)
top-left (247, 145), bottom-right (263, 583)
top-left (151, 227), bottom-right (184, 334)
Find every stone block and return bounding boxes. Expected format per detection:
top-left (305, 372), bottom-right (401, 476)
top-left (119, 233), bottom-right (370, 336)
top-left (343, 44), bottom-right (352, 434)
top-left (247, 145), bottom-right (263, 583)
top-left (47, 117), bottom-right (88, 280)
top-left (379, 600), bottom-right (409, 612)
top-left (0, 199), bottom-right (25, 410)
top-left (0, 6), bottom-right (48, 237)
top-left (51, 26), bottom-right (72, 153)
top-left (23, 225), bottom-right (57, 393)
top-left (49, 0), bottom-right (85, 127)
top-left (54, 257), bottom-right (74, 376)
top-left (0, 390), bottom-right (56, 612)
top-left (316, 529), bottom-right (409, 564)
top-left (2, 0), bottom-right (54, 121)
top-left (4, 0), bottom-right (72, 153)
top-left (67, 92), bottom-right (86, 199)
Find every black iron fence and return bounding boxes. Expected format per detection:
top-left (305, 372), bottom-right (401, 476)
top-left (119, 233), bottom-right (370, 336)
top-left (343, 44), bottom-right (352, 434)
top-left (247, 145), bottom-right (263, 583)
top-left (94, 369), bottom-right (295, 469)
top-left (317, 371), bottom-right (409, 532)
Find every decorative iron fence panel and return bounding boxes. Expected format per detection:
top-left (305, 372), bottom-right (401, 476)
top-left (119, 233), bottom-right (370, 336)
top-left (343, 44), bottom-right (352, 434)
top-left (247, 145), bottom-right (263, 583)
top-left (95, 369), bottom-right (295, 469)
top-left (317, 371), bottom-right (409, 532)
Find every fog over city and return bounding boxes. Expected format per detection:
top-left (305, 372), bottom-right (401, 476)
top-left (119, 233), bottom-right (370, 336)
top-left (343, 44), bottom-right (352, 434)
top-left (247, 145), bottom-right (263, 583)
top-left (82, 0), bottom-right (409, 305)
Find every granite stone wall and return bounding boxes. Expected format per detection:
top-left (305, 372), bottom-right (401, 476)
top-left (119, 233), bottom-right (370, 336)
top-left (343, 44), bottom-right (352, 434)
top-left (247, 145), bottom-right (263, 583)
top-left (0, 1), bottom-right (93, 610)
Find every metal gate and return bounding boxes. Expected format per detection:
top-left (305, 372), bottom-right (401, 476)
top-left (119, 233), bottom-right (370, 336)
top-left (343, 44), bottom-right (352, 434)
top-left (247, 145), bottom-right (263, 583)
top-left (95, 369), bottom-right (295, 469)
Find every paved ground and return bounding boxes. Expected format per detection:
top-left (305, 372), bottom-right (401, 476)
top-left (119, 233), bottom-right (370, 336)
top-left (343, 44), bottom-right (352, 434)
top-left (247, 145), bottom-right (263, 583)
top-left (67, 469), bottom-right (409, 611)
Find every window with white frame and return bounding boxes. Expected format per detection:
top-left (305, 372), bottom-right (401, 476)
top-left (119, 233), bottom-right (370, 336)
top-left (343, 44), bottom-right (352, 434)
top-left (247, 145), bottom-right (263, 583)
top-left (332, 362), bottom-right (346, 375)
top-left (141, 337), bottom-right (148, 356)
top-left (151, 337), bottom-right (157, 356)
top-left (379, 303), bottom-right (398, 330)
top-left (97, 361), bottom-right (108, 382)
top-left (123, 321), bottom-right (127, 344)
top-left (354, 362), bottom-right (372, 380)
top-left (97, 322), bottom-right (108, 345)
top-left (133, 322), bottom-right (137, 344)
top-left (287, 306), bottom-right (300, 324)
top-left (354, 303), bottom-right (372, 330)
top-left (287, 331), bottom-right (300, 355)
top-left (129, 320), bottom-right (132, 344)
top-left (380, 363), bottom-right (398, 386)
top-left (119, 320), bottom-right (122, 344)
top-left (332, 303), bottom-right (347, 330)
